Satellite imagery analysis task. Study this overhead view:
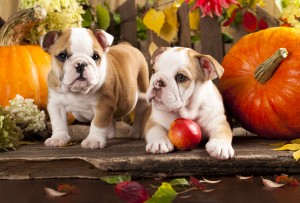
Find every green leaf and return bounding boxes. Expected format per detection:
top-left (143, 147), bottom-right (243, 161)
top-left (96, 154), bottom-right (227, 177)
top-left (100, 175), bottom-right (131, 184)
top-left (82, 8), bottom-right (93, 28)
top-left (146, 182), bottom-right (178, 203)
top-left (169, 178), bottom-right (190, 187)
top-left (96, 4), bottom-right (110, 30)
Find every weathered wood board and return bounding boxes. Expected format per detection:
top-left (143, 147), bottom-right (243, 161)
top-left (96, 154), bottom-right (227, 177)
top-left (0, 135), bottom-right (298, 180)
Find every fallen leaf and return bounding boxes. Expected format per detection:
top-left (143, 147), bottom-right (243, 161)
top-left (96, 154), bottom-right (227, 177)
top-left (291, 139), bottom-right (300, 144)
top-left (236, 175), bottom-right (253, 180)
top-left (169, 178), bottom-right (190, 187)
top-left (272, 144), bottom-right (300, 151)
top-left (293, 150), bottom-right (300, 161)
top-left (100, 175), bottom-right (131, 184)
top-left (44, 187), bottom-right (67, 197)
top-left (261, 177), bottom-right (285, 188)
top-left (269, 141), bottom-right (289, 147)
top-left (178, 194), bottom-right (192, 199)
top-left (201, 177), bottom-right (222, 184)
top-left (190, 176), bottom-right (206, 190)
top-left (115, 181), bottom-right (150, 203)
top-left (202, 189), bottom-right (215, 193)
top-left (276, 175), bottom-right (300, 186)
top-left (146, 182), bottom-right (177, 203)
top-left (57, 184), bottom-right (79, 194)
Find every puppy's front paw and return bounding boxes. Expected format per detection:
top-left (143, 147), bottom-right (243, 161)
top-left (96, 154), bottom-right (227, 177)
top-left (146, 138), bottom-right (174, 154)
top-left (44, 135), bottom-right (70, 147)
top-left (206, 139), bottom-right (234, 160)
top-left (81, 136), bottom-right (107, 149)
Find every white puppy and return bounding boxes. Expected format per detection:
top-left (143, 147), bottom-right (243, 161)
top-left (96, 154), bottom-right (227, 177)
top-left (40, 28), bottom-right (149, 148)
top-left (144, 47), bottom-right (234, 159)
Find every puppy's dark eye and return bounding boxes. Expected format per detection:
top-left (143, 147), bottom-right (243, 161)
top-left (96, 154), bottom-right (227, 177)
top-left (92, 53), bottom-right (100, 62)
top-left (175, 73), bottom-right (188, 83)
top-left (56, 52), bottom-right (68, 62)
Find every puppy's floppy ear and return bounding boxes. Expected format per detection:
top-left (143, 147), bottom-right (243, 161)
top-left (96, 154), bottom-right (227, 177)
top-left (93, 29), bottom-right (114, 53)
top-left (195, 54), bottom-right (224, 80)
top-left (39, 31), bottom-right (61, 53)
top-left (151, 47), bottom-right (169, 64)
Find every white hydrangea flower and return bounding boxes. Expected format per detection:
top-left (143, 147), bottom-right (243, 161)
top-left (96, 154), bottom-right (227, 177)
top-left (6, 94), bottom-right (46, 133)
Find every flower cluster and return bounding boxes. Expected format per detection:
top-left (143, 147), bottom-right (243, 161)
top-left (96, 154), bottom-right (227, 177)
top-left (0, 107), bottom-right (22, 151)
top-left (281, 1), bottom-right (300, 28)
top-left (186, 0), bottom-right (239, 17)
top-left (6, 94), bottom-right (46, 134)
top-left (20, 0), bottom-right (84, 44)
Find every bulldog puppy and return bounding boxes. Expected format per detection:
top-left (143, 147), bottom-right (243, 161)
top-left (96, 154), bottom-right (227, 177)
top-left (40, 28), bottom-right (149, 148)
top-left (144, 47), bottom-right (234, 159)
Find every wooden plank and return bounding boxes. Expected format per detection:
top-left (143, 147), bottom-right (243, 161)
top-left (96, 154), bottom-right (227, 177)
top-left (177, 3), bottom-right (191, 48)
top-left (119, 0), bottom-right (138, 47)
top-left (0, 136), bottom-right (299, 180)
top-left (200, 15), bottom-right (223, 63)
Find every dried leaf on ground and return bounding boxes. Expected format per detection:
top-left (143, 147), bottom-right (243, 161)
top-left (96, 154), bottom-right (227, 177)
top-left (115, 181), bottom-right (150, 203)
top-left (190, 176), bottom-right (206, 190)
top-left (44, 187), bottom-right (67, 197)
top-left (236, 175), bottom-right (253, 180)
top-left (100, 175), bottom-right (131, 184)
top-left (201, 177), bottom-right (222, 184)
top-left (146, 182), bottom-right (177, 203)
top-left (272, 144), bottom-right (300, 151)
top-left (261, 177), bottom-right (285, 188)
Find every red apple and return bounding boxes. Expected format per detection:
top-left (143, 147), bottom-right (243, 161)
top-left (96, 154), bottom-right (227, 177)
top-left (168, 118), bottom-right (202, 150)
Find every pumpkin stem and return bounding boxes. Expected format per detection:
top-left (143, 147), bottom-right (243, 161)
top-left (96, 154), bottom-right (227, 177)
top-left (0, 5), bottom-right (47, 46)
top-left (254, 48), bottom-right (288, 84)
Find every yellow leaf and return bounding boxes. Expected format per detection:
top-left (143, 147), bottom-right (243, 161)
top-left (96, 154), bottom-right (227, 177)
top-left (189, 9), bottom-right (200, 31)
top-left (269, 141), bottom-right (289, 147)
top-left (293, 150), bottom-right (300, 161)
top-left (157, 5), bottom-right (179, 42)
top-left (143, 8), bottom-right (165, 35)
top-left (272, 144), bottom-right (300, 151)
top-left (164, 6), bottom-right (178, 28)
top-left (149, 41), bottom-right (158, 56)
top-left (291, 139), bottom-right (300, 144)
top-left (159, 21), bottom-right (178, 42)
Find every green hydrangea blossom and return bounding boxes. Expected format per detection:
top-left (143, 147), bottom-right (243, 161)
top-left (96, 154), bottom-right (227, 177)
top-left (20, 0), bottom-right (84, 44)
top-left (0, 107), bottom-right (22, 151)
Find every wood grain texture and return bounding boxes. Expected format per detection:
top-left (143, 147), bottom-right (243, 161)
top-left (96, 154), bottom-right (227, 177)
top-left (0, 136), bottom-right (298, 179)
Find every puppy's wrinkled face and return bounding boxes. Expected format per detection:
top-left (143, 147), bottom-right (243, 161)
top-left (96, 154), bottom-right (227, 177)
top-left (40, 28), bottom-right (113, 94)
top-left (147, 47), bottom-right (223, 112)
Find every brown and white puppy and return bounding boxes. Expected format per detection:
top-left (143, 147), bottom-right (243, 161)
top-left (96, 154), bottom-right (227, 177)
top-left (40, 28), bottom-right (149, 148)
top-left (144, 47), bottom-right (234, 159)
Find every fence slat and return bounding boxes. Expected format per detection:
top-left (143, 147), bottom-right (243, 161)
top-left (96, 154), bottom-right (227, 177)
top-left (119, 0), bottom-right (138, 47)
top-left (177, 3), bottom-right (191, 48)
top-left (199, 15), bottom-right (223, 63)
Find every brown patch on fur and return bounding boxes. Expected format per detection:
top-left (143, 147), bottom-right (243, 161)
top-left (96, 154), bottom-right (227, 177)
top-left (92, 43), bottom-right (149, 128)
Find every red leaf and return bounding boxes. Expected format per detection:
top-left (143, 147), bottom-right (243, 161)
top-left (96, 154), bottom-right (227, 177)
top-left (223, 8), bottom-right (240, 27)
top-left (276, 175), bottom-right (300, 186)
top-left (114, 181), bottom-right (150, 203)
top-left (258, 19), bottom-right (268, 30)
top-left (57, 184), bottom-right (79, 194)
top-left (242, 11), bottom-right (257, 32)
top-left (190, 176), bottom-right (206, 190)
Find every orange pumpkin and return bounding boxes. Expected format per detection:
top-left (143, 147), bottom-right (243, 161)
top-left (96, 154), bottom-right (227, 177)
top-left (219, 27), bottom-right (300, 140)
top-left (0, 45), bottom-right (51, 109)
top-left (0, 6), bottom-right (50, 109)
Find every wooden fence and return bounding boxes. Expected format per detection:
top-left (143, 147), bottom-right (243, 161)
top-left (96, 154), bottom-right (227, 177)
top-left (117, 0), bottom-right (224, 63)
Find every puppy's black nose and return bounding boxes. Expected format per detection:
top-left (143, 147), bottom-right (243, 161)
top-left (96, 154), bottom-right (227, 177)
top-left (75, 62), bottom-right (87, 73)
top-left (154, 80), bottom-right (165, 89)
